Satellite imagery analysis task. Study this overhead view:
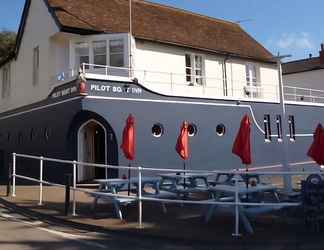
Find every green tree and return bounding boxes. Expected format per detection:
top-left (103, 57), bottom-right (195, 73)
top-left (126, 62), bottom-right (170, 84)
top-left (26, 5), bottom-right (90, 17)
top-left (0, 30), bottom-right (16, 63)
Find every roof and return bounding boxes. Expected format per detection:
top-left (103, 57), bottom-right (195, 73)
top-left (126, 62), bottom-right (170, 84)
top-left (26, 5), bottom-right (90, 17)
top-left (44, 0), bottom-right (275, 63)
top-left (282, 57), bottom-right (324, 75)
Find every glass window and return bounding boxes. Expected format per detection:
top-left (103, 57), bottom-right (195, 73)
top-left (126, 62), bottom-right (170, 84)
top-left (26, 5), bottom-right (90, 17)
top-left (288, 115), bottom-right (296, 141)
top-left (276, 115), bottom-right (282, 141)
top-left (246, 64), bottom-right (257, 86)
top-left (2, 64), bottom-right (10, 98)
top-left (185, 54), bottom-right (204, 85)
top-left (216, 124), bottom-right (226, 136)
top-left (75, 42), bottom-right (89, 68)
top-left (33, 46), bottom-right (39, 86)
top-left (109, 39), bottom-right (124, 67)
top-left (152, 123), bottom-right (164, 138)
top-left (93, 41), bottom-right (107, 66)
top-left (188, 123), bottom-right (197, 137)
top-left (264, 114), bottom-right (271, 142)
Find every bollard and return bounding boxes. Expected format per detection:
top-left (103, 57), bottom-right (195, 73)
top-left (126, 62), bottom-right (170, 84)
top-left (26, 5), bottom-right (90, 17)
top-left (64, 174), bottom-right (72, 216)
top-left (6, 163), bottom-right (12, 197)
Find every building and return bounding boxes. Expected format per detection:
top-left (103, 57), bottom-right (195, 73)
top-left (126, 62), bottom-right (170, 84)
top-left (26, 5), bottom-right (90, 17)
top-left (283, 44), bottom-right (324, 103)
top-left (0, 0), bottom-right (319, 183)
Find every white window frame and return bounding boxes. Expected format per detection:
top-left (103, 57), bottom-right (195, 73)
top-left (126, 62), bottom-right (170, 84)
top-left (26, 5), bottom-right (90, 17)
top-left (69, 34), bottom-right (129, 71)
top-left (245, 63), bottom-right (261, 98)
top-left (185, 53), bottom-right (205, 86)
top-left (2, 63), bottom-right (11, 99)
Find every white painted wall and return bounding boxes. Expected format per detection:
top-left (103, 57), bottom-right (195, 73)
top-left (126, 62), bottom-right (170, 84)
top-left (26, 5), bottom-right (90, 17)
top-left (134, 40), bottom-right (279, 102)
top-left (0, 0), bottom-right (59, 113)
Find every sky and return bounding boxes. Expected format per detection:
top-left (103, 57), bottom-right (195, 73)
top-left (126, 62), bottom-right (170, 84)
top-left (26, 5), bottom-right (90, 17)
top-left (1, 0), bottom-right (324, 61)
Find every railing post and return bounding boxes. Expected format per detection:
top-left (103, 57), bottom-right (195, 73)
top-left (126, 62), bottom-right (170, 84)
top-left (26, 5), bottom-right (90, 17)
top-left (105, 65), bottom-right (108, 76)
top-left (72, 161), bottom-right (77, 216)
top-left (294, 87), bottom-right (297, 101)
top-left (38, 156), bottom-right (44, 206)
top-left (12, 153), bottom-right (16, 197)
top-left (232, 173), bottom-right (240, 237)
top-left (138, 166), bottom-right (143, 229)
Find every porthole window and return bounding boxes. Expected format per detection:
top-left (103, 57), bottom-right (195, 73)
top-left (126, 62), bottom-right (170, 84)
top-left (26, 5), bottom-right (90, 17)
top-left (152, 123), bottom-right (164, 138)
top-left (188, 123), bottom-right (197, 137)
top-left (216, 124), bottom-right (226, 136)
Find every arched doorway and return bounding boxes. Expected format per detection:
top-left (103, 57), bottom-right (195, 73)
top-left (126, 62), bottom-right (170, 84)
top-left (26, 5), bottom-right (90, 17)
top-left (77, 119), bottom-right (107, 182)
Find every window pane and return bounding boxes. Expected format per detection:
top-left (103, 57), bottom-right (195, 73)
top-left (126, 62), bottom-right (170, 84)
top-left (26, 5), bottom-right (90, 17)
top-left (94, 55), bottom-right (106, 66)
top-left (93, 41), bottom-right (106, 55)
top-left (110, 39), bottom-right (124, 53)
top-left (110, 54), bottom-right (124, 67)
top-left (195, 55), bottom-right (202, 68)
top-left (75, 42), bottom-right (89, 68)
top-left (185, 54), bottom-right (191, 67)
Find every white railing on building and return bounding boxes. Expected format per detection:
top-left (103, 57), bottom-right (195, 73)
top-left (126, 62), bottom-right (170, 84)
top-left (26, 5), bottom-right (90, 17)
top-left (51, 63), bottom-right (280, 102)
top-left (11, 152), bottom-right (323, 236)
top-left (284, 85), bottom-right (324, 104)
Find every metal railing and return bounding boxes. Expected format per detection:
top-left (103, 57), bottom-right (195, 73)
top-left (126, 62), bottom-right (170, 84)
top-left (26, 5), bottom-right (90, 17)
top-left (284, 85), bottom-right (324, 104)
top-left (10, 152), bottom-right (324, 236)
top-left (50, 63), bottom-right (280, 102)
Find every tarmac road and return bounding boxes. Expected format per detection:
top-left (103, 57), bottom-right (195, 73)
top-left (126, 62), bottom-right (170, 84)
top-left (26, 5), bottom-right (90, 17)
top-left (0, 203), bottom-right (214, 250)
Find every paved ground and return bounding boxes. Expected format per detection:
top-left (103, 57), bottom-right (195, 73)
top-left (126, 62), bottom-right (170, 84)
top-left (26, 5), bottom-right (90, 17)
top-left (1, 185), bottom-right (324, 249)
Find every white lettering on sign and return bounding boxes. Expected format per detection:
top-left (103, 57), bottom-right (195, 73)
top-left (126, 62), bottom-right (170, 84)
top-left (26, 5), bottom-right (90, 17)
top-left (51, 86), bottom-right (78, 98)
top-left (90, 84), bottom-right (142, 95)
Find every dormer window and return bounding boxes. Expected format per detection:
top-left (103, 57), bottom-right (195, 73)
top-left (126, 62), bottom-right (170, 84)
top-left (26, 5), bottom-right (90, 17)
top-left (75, 42), bottom-right (89, 69)
top-left (109, 39), bottom-right (124, 67)
top-left (93, 41), bottom-right (107, 66)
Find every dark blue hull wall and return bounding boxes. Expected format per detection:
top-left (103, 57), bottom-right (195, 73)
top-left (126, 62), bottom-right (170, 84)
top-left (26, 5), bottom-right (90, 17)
top-left (0, 79), bottom-right (321, 183)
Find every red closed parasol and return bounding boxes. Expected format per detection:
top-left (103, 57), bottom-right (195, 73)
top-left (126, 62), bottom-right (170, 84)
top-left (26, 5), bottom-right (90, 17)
top-left (175, 121), bottom-right (189, 160)
top-left (307, 123), bottom-right (324, 166)
top-left (121, 114), bottom-right (135, 160)
top-left (232, 114), bottom-right (252, 166)
top-left (120, 114), bottom-right (135, 195)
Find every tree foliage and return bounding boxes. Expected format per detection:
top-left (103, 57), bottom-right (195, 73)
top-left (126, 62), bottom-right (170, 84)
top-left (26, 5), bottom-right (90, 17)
top-left (0, 30), bottom-right (16, 63)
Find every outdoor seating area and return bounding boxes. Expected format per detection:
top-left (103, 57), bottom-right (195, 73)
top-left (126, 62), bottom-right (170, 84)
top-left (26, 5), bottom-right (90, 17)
top-left (80, 170), bottom-right (321, 236)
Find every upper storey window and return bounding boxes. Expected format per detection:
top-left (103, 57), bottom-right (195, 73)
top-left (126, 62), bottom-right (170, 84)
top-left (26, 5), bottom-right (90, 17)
top-left (245, 63), bottom-right (261, 98)
top-left (109, 39), bottom-right (124, 67)
top-left (245, 64), bottom-right (258, 86)
top-left (185, 54), bottom-right (204, 85)
top-left (2, 64), bottom-right (10, 98)
top-left (93, 41), bottom-right (107, 66)
top-left (75, 42), bottom-right (90, 69)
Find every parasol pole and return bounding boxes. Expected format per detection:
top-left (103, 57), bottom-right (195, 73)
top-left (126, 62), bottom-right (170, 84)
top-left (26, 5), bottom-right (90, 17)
top-left (245, 164), bottom-right (249, 200)
top-left (128, 162), bottom-right (131, 196)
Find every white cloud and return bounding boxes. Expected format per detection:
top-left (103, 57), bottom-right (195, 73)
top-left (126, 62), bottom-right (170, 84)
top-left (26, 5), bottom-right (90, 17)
top-left (277, 32), bottom-right (314, 50)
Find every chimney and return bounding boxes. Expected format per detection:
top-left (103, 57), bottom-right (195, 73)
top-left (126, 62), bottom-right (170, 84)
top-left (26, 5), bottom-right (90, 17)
top-left (320, 43), bottom-right (324, 65)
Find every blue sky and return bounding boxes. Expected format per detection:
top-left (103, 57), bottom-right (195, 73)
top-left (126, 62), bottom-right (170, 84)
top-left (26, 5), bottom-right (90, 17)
top-left (1, 0), bottom-right (323, 61)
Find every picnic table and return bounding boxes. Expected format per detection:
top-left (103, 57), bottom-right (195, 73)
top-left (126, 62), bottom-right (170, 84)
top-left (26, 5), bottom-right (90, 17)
top-left (159, 173), bottom-right (212, 198)
top-left (91, 177), bottom-right (161, 220)
top-left (204, 182), bottom-right (281, 234)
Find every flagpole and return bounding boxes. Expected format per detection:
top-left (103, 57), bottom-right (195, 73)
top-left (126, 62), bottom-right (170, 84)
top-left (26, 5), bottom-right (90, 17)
top-left (183, 160), bottom-right (186, 188)
top-left (128, 0), bottom-right (133, 77)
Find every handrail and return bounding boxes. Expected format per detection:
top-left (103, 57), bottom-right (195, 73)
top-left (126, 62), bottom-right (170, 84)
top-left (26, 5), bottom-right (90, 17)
top-left (11, 152), bottom-right (323, 237)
